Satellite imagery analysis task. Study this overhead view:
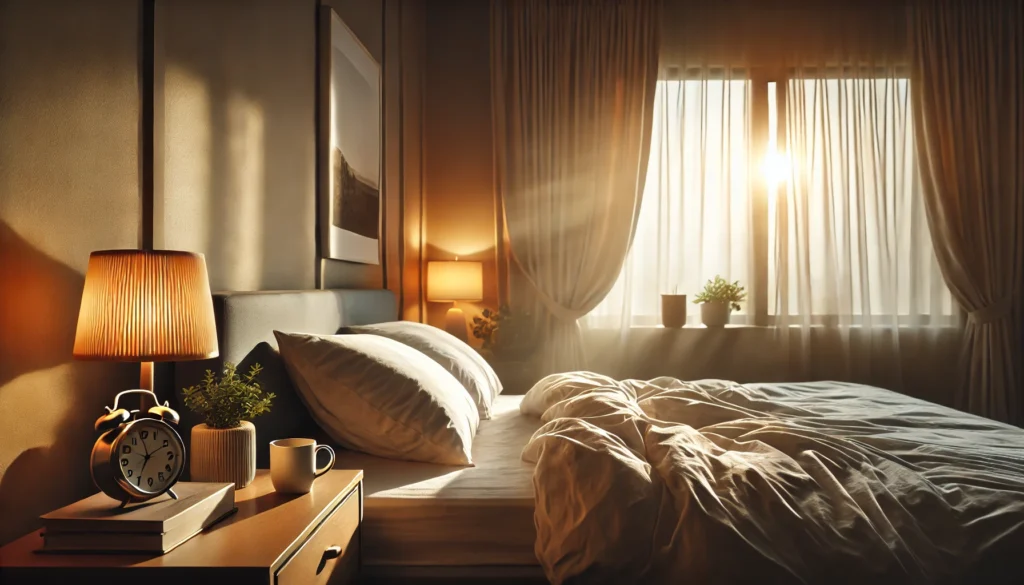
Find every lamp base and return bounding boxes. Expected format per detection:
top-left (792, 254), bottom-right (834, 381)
top-left (443, 306), bottom-right (469, 342)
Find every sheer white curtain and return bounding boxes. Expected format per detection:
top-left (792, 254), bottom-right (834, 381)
top-left (585, 69), bottom-right (753, 329)
top-left (585, 64), bottom-right (958, 394)
top-left (773, 69), bottom-right (954, 326)
top-left (772, 67), bottom-right (956, 390)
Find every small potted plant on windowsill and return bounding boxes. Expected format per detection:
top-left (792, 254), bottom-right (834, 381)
top-left (693, 276), bottom-right (746, 328)
top-left (182, 362), bottom-right (275, 489)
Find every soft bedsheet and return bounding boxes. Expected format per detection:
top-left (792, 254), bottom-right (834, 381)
top-left (521, 373), bottom-right (1024, 584)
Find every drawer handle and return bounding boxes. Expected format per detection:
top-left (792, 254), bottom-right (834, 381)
top-left (316, 545), bottom-right (344, 575)
top-left (322, 545), bottom-right (343, 560)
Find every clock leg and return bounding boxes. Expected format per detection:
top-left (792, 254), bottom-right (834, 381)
top-left (120, 496), bottom-right (133, 508)
top-left (167, 487), bottom-right (178, 500)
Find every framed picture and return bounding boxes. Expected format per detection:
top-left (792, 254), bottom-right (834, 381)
top-left (318, 6), bottom-right (381, 265)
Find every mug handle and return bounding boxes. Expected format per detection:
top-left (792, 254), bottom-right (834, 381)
top-left (314, 445), bottom-right (336, 478)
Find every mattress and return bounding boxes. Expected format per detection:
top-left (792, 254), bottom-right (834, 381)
top-left (333, 395), bottom-right (541, 567)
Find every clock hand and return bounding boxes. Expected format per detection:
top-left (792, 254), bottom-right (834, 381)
top-left (139, 453), bottom-right (150, 479)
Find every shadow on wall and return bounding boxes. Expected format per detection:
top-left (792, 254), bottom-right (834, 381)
top-left (0, 222), bottom-right (136, 545)
top-left (160, 0), bottom-right (317, 291)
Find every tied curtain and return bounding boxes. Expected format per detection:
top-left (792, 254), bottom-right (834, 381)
top-left (491, 0), bottom-right (660, 372)
top-left (909, 0), bottom-right (1024, 423)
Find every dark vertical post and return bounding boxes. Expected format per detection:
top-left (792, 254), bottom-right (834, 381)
top-left (139, 0), bottom-right (155, 251)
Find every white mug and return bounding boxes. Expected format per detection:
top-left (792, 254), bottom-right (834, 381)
top-left (269, 438), bottom-right (335, 494)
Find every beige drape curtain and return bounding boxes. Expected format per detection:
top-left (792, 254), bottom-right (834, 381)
top-left (491, 0), bottom-right (660, 372)
top-left (909, 0), bottom-right (1024, 423)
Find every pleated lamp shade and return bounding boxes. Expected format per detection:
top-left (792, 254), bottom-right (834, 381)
top-left (73, 250), bottom-right (219, 362)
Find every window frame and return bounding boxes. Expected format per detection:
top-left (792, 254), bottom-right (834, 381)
top-left (590, 66), bottom-right (955, 329)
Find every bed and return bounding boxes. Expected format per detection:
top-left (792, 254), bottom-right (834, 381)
top-left (335, 395), bottom-right (540, 571)
top-left (521, 373), bottom-right (1024, 584)
top-left (172, 289), bottom-right (546, 583)
top-left (174, 289), bottom-right (1024, 585)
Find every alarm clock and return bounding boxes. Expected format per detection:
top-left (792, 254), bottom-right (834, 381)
top-left (90, 389), bottom-right (186, 507)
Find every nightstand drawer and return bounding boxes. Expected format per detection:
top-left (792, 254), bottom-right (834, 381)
top-left (276, 484), bottom-right (361, 585)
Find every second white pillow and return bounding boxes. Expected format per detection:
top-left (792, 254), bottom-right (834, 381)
top-left (341, 321), bottom-right (502, 418)
top-left (275, 331), bottom-right (479, 466)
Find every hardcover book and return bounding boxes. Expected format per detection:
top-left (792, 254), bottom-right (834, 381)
top-left (40, 482), bottom-right (235, 554)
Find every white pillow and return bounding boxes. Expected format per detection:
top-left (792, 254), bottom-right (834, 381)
top-left (342, 321), bottom-right (502, 419)
top-left (274, 331), bottom-right (479, 466)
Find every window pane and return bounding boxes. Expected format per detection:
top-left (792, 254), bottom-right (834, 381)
top-left (771, 75), bottom-right (953, 321)
top-left (587, 77), bottom-right (751, 328)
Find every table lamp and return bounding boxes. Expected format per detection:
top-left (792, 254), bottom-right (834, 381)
top-left (427, 260), bottom-right (483, 342)
top-left (73, 250), bottom-right (219, 396)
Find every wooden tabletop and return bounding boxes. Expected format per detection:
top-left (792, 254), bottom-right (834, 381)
top-left (0, 470), bottom-right (362, 580)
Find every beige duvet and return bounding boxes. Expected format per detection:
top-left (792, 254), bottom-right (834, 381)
top-left (521, 373), bottom-right (1024, 584)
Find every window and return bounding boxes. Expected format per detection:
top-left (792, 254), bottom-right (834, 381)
top-left (585, 68), bottom-right (953, 329)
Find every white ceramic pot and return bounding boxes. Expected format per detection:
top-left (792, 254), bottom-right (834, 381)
top-left (661, 294), bottom-right (688, 328)
top-left (190, 421), bottom-right (256, 489)
top-left (700, 301), bottom-right (731, 328)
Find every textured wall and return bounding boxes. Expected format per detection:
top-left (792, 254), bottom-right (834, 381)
top-left (423, 0), bottom-right (501, 337)
top-left (155, 0), bottom-right (416, 297)
top-left (157, 0), bottom-right (318, 291)
top-left (0, 0), bottom-right (421, 546)
top-left (0, 0), bottom-right (141, 545)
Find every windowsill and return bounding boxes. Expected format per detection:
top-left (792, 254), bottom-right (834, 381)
top-left (618, 324), bottom-right (767, 329)
top-left (595, 323), bottom-right (961, 331)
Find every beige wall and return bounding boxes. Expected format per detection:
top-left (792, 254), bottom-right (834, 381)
top-left (0, 0), bottom-right (423, 546)
top-left (157, 0), bottom-right (318, 291)
top-left (157, 0), bottom-right (416, 295)
top-left (388, 0), bottom-right (428, 321)
top-left (0, 0), bottom-right (142, 545)
top-left (422, 0), bottom-right (500, 338)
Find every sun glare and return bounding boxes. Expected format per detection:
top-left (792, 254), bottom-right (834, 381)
top-left (762, 149), bottom-right (791, 190)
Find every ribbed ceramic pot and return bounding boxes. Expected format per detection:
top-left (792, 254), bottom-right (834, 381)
top-left (661, 294), bottom-right (688, 328)
top-left (700, 301), bottom-right (731, 327)
top-left (190, 421), bottom-right (256, 489)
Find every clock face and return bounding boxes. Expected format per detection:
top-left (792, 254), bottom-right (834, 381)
top-left (113, 419), bottom-right (184, 495)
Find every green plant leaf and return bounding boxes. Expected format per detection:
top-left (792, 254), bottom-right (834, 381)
top-left (181, 362), bottom-right (273, 429)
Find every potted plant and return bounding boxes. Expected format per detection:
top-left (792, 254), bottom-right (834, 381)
top-left (471, 304), bottom-right (535, 360)
top-left (182, 362), bottom-right (275, 489)
top-left (693, 276), bottom-right (746, 327)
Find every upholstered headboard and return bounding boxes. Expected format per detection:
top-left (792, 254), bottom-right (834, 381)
top-left (172, 289), bottom-right (397, 468)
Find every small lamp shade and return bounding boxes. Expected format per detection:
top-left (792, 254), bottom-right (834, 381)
top-left (427, 261), bottom-right (483, 302)
top-left (73, 250), bottom-right (219, 362)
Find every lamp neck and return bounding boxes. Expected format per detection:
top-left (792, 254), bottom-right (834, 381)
top-left (139, 361), bottom-right (154, 392)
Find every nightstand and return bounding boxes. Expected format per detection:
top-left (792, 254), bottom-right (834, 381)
top-left (0, 470), bottom-right (363, 585)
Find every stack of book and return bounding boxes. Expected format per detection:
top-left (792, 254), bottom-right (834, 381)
top-left (40, 482), bottom-right (235, 554)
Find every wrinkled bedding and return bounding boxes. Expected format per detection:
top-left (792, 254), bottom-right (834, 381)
top-left (521, 373), bottom-right (1024, 584)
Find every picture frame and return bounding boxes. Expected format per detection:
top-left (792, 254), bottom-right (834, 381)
top-left (317, 6), bottom-right (381, 265)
